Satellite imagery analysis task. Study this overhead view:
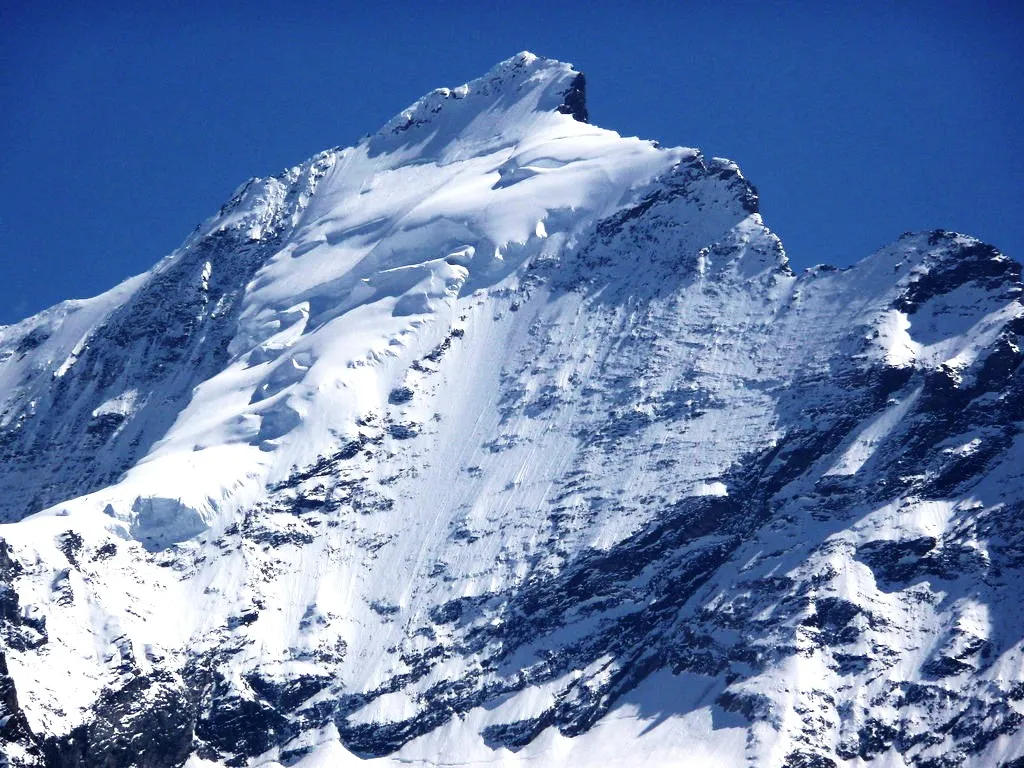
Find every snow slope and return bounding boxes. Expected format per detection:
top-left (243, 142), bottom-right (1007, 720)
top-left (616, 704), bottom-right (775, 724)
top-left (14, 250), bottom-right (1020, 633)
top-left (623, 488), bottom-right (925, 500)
top-left (1, 53), bottom-right (1023, 768)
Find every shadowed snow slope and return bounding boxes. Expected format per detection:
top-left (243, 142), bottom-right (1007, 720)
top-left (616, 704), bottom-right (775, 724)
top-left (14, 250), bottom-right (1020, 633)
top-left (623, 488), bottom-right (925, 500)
top-left (1, 53), bottom-right (1023, 768)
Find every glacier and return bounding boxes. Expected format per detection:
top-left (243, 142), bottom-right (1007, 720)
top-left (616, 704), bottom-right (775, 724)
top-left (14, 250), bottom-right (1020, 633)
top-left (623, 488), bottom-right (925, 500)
top-left (0, 52), bottom-right (1023, 768)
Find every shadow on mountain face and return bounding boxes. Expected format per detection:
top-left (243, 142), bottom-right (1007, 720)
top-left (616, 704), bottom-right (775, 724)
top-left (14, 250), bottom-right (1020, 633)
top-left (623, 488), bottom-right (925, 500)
top-left (0, 228), bottom-right (283, 524)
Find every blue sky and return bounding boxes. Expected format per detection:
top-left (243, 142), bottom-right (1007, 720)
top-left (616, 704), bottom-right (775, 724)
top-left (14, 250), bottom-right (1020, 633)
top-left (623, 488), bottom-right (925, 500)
top-left (2, 0), bottom-right (1021, 324)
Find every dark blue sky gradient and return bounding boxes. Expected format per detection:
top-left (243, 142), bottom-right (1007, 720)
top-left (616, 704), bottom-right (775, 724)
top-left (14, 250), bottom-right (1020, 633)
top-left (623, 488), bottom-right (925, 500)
top-left (2, 0), bottom-right (1021, 323)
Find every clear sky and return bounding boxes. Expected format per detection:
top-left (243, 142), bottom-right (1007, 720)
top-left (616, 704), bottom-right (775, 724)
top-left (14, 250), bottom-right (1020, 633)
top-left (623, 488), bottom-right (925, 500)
top-left (2, 0), bottom-right (1021, 324)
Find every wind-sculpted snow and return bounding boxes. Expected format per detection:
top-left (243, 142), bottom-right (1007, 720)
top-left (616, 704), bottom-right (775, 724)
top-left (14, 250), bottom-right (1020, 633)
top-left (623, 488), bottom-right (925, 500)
top-left (0, 53), bottom-right (1023, 768)
top-left (0, 151), bottom-right (339, 525)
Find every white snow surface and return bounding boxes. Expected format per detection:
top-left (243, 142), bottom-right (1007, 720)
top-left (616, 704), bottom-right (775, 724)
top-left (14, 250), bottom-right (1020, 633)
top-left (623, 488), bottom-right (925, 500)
top-left (0, 53), bottom-right (1022, 767)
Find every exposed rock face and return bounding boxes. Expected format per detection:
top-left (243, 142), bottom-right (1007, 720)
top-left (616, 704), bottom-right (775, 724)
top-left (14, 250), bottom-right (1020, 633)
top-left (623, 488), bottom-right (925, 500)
top-left (0, 53), bottom-right (1022, 768)
top-left (558, 72), bottom-right (589, 123)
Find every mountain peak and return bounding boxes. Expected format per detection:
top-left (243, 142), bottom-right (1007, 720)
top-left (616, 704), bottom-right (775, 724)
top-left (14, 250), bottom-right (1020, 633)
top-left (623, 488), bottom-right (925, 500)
top-left (494, 51), bottom-right (588, 122)
top-left (369, 53), bottom-right (587, 157)
top-left (3, 54), bottom-right (1023, 768)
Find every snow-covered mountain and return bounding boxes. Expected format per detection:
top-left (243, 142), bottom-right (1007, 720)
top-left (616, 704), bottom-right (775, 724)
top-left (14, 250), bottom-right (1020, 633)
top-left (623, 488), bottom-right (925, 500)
top-left (1, 52), bottom-right (1023, 768)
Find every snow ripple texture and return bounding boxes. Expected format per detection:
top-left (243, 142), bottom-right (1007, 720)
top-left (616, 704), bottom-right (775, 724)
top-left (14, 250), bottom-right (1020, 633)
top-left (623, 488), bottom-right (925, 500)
top-left (1, 53), bottom-right (1023, 768)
